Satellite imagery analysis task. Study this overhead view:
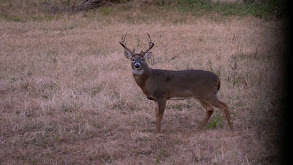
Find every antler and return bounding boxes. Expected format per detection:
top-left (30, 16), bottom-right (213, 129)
top-left (119, 33), bottom-right (134, 55)
top-left (141, 32), bottom-right (154, 55)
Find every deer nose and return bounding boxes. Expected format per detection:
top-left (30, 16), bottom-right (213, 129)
top-left (134, 63), bottom-right (141, 69)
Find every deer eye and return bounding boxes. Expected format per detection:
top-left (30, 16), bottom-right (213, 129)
top-left (141, 58), bottom-right (144, 62)
top-left (132, 58), bottom-right (135, 62)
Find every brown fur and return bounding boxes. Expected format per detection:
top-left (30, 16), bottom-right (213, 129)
top-left (127, 55), bottom-right (233, 132)
top-left (218, 79), bottom-right (221, 91)
top-left (120, 33), bottom-right (233, 132)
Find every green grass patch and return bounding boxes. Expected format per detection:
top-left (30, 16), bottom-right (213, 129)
top-left (156, 149), bottom-right (168, 164)
top-left (100, 6), bottom-right (114, 16)
top-left (0, 13), bottom-right (22, 22)
top-left (174, 0), bottom-right (288, 18)
top-left (206, 113), bottom-right (223, 129)
top-left (0, 0), bottom-right (288, 22)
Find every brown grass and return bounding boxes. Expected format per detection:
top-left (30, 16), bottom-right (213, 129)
top-left (0, 12), bottom-right (284, 164)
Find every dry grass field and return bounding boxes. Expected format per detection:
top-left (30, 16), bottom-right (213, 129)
top-left (0, 9), bottom-right (284, 164)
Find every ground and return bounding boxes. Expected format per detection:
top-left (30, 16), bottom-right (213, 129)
top-left (0, 11), bottom-right (283, 164)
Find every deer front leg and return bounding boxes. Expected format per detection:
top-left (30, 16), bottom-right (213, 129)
top-left (154, 99), bottom-right (166, 133)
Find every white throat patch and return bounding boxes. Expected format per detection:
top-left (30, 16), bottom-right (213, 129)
top-left (132, 69), bottom-right (144, 76)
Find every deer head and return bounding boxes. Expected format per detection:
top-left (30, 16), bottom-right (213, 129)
top-left (119, 33), bottom-right (154, 75)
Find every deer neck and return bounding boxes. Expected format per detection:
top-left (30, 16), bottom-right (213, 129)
top-left (133, 64), bottom-right (151, 89)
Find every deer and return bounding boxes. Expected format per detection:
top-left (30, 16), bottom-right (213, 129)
top-left (119, 33), bottom-right (233, 133)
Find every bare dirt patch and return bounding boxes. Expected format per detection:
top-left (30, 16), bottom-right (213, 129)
top-left (0, 14), bottom-right (283, 164)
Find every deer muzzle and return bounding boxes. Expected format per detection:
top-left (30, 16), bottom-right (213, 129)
top-left (134, 63), bottom-right (141, 69)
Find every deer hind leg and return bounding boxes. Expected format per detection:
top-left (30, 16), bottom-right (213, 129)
top-left (154, 99), bottom-right (166, 133)
top-left (203, 96), bottom-right (233, 131)
top-left (197, 99), bottom-right (214, 131)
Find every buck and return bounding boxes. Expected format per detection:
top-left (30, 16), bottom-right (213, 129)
top-left (119, 33), bottom-right (233, 132)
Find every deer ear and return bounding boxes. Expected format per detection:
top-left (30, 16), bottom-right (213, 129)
top-left (124, 50), bottom-right (132, 59)
top-left (144, 52), bottom-right (152, 59)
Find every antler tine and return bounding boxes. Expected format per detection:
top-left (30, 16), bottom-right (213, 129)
top-left (120, 32), bottom-right (127, 44)
top-left (142, 32), bottom-right (154, 55)
top-left (146, 32), bottom-right (151, 41)
top-left (122, 33), bottom-right (127, 43)
top-left (119, 33), bottom-right (134, 54)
